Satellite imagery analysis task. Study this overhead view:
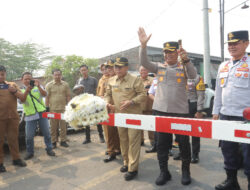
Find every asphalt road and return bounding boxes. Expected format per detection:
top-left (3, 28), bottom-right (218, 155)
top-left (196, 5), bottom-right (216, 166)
top-left (0, 128), bottom-right (248, 190)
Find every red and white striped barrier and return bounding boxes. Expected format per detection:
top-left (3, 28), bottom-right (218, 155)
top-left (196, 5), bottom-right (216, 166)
top-left (42, 112), bottom-right (250, 144)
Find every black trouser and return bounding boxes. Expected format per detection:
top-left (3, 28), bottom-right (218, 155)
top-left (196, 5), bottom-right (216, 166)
top-left (219, 113), bottom-right (250, 177)
top-left (151, 110), bottom-right (158, 149)
top-left (154, 110), bottom-right (191, 171)
top-left (188, 101), bottom-right (200, 156)
top-left (85, 124), bottom-right (103, 140)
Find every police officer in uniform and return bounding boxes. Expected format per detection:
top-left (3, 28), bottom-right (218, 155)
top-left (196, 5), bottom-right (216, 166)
top-left (213, 30), bottom-right (250, 190)
top-left (138, 27), bottom-right (197, 186)
top-left (105, 57), bottom-right (147, 181)
top-left (187, 75), bottom-right (205, 163)
top-left (138, 66), bottom-right (154, 147)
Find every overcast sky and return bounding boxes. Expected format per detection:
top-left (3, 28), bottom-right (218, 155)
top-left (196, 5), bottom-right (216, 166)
top-left (0, 0), bottom-right (249, 59)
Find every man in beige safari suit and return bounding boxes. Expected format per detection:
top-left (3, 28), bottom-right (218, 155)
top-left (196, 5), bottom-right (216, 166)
top-left (45, 69), bottom-right (71, 148)
top-left (105, 57), bottom-right (147, 181)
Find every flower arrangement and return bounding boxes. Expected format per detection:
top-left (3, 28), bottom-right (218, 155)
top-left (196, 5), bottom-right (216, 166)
top-left (64, 93), bottom-right (109, 130)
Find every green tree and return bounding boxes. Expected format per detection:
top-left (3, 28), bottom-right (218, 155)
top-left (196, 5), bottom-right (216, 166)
top-left (0, 38), bottom-right (52, 81)
top-left (45, 55), bottom-right (99, 89)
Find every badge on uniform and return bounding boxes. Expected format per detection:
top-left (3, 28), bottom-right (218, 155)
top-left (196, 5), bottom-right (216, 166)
top-left (159, 77), bottom-right (164, 82)
top-left (235, 73), bottom-right (242, 77)
top-left (221, 78), bottom-right (225, 85)
top-left (177, 78), bottom-right (182, 83)
top-left (158, 71), bottom-right (165, 75)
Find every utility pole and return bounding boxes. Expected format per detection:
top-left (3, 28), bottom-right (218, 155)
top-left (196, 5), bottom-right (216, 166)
top-left (203, 0), bottom-right (212, 87)
top-left (219, 0), bottom-right (225, 62)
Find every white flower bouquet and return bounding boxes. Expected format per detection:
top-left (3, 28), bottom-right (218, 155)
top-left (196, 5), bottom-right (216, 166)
top-left (64, 93), bottom-right (109, 130)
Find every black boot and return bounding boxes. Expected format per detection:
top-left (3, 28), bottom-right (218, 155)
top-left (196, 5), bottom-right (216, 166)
top-left (215, 169), bottom-right (241, 190)
top-left (181, 162), bottom-right (191, 185)
top-left (83, 126), bottom-right (91, 144)
top-left (99, 134), bottom-right (105, 143)
top-left (155, 165), bottom-right (171, 186)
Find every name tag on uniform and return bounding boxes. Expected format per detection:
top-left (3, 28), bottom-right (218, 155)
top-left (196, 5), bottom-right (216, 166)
top-left (0, 84), bottom-right (9, 89)
top-left (112, 85), bottom-right (120, 92)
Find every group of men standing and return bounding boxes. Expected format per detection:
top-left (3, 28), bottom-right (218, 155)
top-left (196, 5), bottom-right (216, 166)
top-left (0, 28), bottom-right (249, 190)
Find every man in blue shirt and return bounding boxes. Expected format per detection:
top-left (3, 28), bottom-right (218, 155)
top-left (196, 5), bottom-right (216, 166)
top-left (213, 30), bottom-right (250, 190)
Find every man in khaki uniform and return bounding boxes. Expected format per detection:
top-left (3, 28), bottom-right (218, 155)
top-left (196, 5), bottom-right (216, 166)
top-left (101, 60), bottom-right (121, 163)
top-left (45, 69), bottom-right (71, 148)
top-left (0, 65), bottom-right (27, 172)
top-left (138, 66), bottom-right (154, 146)
top-left (105, 57), bottom-right (147, 181)
top-left (138, 27), bottom-right (197, 186)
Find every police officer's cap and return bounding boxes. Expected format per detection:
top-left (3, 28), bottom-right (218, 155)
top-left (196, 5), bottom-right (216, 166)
top-left (114, 57), bottom-right (128, 67)
top-left (106, 59), bottom-right (115, 67)
top-left (163, 42), bottom-right (179, 51)
top-left (227, 30), bottom-right (249, 43)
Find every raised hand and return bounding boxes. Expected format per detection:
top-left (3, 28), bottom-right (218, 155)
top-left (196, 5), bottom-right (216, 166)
top-left (138, 27), bottom-right (152, 48)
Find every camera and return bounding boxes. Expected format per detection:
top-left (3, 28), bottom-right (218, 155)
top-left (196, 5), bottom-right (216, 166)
top-left (30, 80), bottom-right (35, 87)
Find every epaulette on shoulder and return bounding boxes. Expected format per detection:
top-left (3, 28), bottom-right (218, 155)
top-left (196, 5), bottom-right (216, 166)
top-left (248, 52), bottom-right (250, 56)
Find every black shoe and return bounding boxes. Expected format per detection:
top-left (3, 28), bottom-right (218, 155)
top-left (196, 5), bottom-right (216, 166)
top-left (0, 164), bottom-right (6, 173)
top-left (145, 147), bottom-right (157, 153)
top-left (82, 139), bottom-right (91, 144)
top-left (155, 171), bottom-right (172, 186)
top-left (115, 151), bottom-right (121, 156)
top-left (215, 179), bottom-right (241, 190)
top-left (215, 170), bottom-right (241, 190)
top-left (124, 171), bottom-right (138, 181)
top-left (173, 153), bottom-right (181, 160)
top-left (120, 165), bottom-right (128, 173)
top-left (141, 141), bottom-right (145, 146)
top-left (52, 142), bottom-right (57, 149)
top-left (99, 137), bottom-right (105, 143)
top-left (103, 155), bottom-right (116, 163)
top-left (47, 150), bottom-right (56, 157)
top-left (60, 141), bottom-right (69, 148)
top-left (191, 155), bottom-right (199, 164)
top-left (13, 159), bottom-right (27, 167)
top-left (24, 153), bottom-right (34, 160)
top-left (181, 170), bottom-right (191, 185)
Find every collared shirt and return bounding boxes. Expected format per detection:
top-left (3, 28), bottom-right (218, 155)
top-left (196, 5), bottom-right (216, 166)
top-left (97, 75), bottom-right (109, 97)
top-left (77, 76), bottom-right (98, 95)
top-left (0, 81), bottom-right (20, 120)
top-left (140, 47), bottom-right (197, 114)
top-left (45, 80), bottom-right (71, 111)
top-left (105, 73), bottom-right (147, 114)
top-left (213, 53), bottom-right (250, 117)
top-left (139, 76), bottom-right (153, 112)
top-left (148, 78), bottom-right (158, 96)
